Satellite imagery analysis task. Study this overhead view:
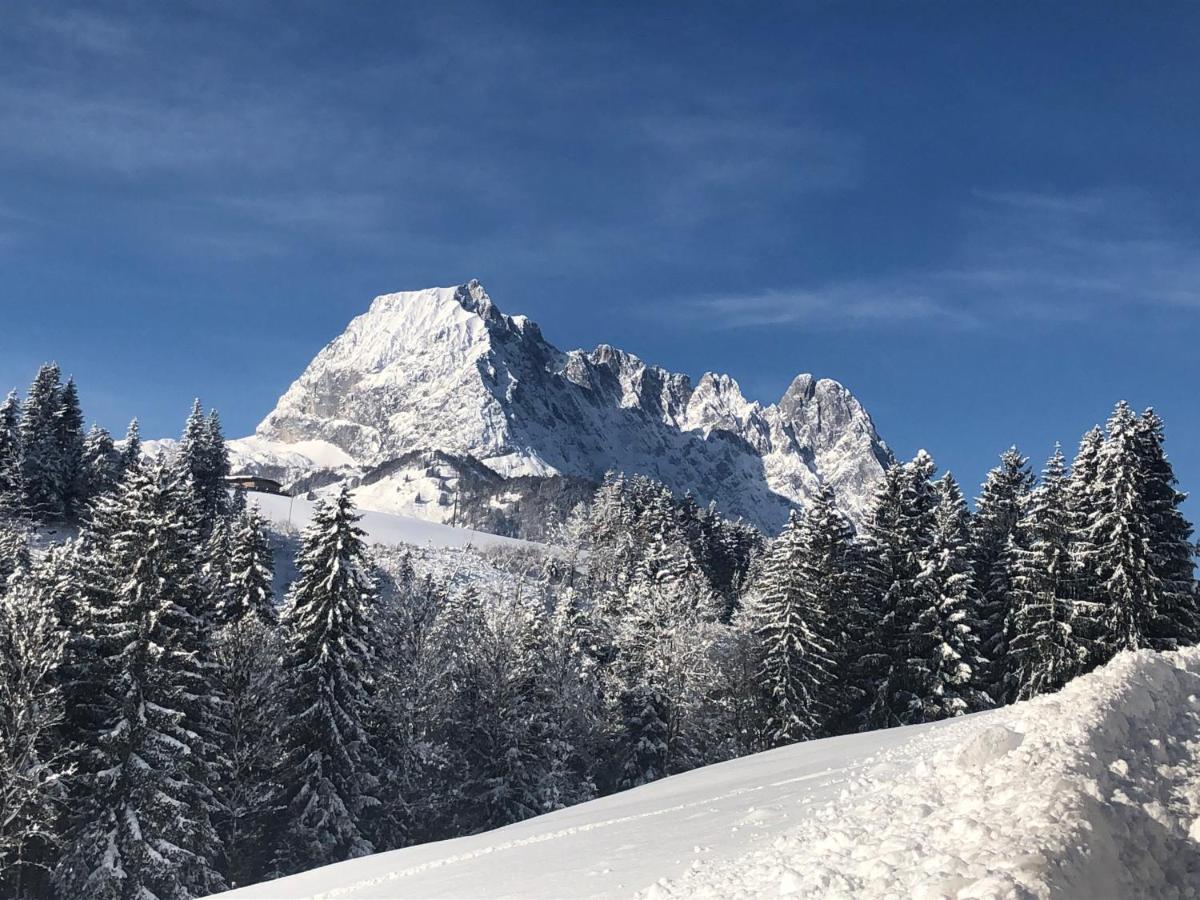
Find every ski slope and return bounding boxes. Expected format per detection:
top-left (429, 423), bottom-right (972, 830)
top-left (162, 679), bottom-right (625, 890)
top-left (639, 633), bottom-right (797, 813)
top-left (248, 491), bottom-right (548, 554)
top-left (213, 647), bottom-right (1200, 899)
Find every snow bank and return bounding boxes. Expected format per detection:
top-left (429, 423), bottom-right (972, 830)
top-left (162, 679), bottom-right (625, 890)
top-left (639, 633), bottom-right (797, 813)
top-left (210, 648), bottom-right (1200, 899)
top-left (650, 647), bottom-right (1200, 899)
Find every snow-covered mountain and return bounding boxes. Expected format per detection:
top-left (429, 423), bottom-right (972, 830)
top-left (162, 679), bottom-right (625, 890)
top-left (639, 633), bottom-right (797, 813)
top-left (253, 280), bottom-right (892, 531)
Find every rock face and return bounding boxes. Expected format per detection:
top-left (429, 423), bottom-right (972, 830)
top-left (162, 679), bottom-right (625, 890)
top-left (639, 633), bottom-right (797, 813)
top-left (256, 280), bottom-right (892, 531)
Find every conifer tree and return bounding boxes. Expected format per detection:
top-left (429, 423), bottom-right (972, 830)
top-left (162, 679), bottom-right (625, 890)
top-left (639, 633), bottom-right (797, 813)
top-left (56, 377), bottom-right (86, 517)
top-left (271, 487), bottom-right (380, 875)
top-left (1135, 409), bottom-right (1199, 649)
top-left (1084, 402), bottom-right (1159, 659)
top-left (0, 550), bottom-right (72, 899)
top-left (80, 425), bottom-right (120, 503)
top-left (19, 364), bottom-right (65, 521)
top-left (1067, 426), bottom-right (1104, 605)
top-left (0, 391), bottom-right (22, 518)
top-left (912, 473), bottom-right (990, 718)
top-left (119, 419), bottom-right (142, 475)
top-left (856, 452), bottom-right (938, 730)
top-left (608, 567), bottom-right (721, 786)
top-left (1007, 447), bottom-right (1093, 700)
top-left (54, 462), bottom-right (226, 900)
top-left (212, 613), bottom-right (279, 888)
top-left (202, 409), bottom-right (232, 521)
top-left (741, 509), bottom-right (837, 748)
top-left (219, 504), bottom-right (276, 627)
top-left (0, 519), bottom-right (30, 595)
top-left (970, 447), bottom-right (1033, 696)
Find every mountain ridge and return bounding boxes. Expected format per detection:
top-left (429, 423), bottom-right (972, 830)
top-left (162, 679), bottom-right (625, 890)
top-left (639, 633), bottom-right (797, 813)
top-left (253, 280), bottom-right (893, 530)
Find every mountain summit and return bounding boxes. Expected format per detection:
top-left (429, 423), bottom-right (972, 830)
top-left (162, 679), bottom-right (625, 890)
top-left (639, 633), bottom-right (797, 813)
top-left (255, 280), bottom-right (892, 530)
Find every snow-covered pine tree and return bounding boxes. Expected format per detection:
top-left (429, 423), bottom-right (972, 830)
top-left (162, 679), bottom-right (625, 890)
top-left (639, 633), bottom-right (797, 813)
top-left (0, 519), bottom-right (30, 596)
top-left (202, 409), bottom-right (232, 522)
top-left (439, 592), bottom-right (596, 833)
top-left (56, 377), bottom-right (86, 518)
top-left (368, 558), bottom-right (441, 848)
top-left (177, 400), bottom-right (230, 530)
top-left (1066, 425), bottom-right (1103, 606)
top-left (19, 364), bottom-right (66, 521)
top-left (119, 418), bottom-right (142, 475)
top-left (607, 563), bottom-right (723, 787)
top-left (271, 487), bottom-right (380, 875)
top-left (212, 611), bottom-right (279, 888)
top-left (969, 447), bottom-right (1033, 697)
top-left (80, 425), bottom-right (120, 503)
top-left (1135, 409), bottom-right (1199, 649)
top-left (218, 504), bottom-right (276, 627)
top-left (1083, 402), bottom-right (1162, 660)
top-left (794, 486), bottom-right (856, 723)
top-left (911, 473), bottom-right (991, 718)
top-left (740, 504), bottom-right (841, 749)
top-left (54, 461), bottom-right (226, 900)
top-left (858, 451), bottom-right (940, 729)
top-left (843, 464), bottom-right (905, 731)
top-left (1007, 447), bottom-right (1094, 700)
top-left (0, 391), bottom-right (22, 519)
top-left (0, 550), bottom-right (72, 899)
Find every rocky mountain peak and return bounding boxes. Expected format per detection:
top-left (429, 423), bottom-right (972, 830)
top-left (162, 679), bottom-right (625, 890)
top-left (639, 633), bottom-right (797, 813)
top-left (255, 281), bottom-right (892, 530)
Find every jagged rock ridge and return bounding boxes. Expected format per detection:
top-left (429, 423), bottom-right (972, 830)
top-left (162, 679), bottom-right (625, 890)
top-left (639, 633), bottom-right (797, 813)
top-left (255, 280), bottom-right (892, 530)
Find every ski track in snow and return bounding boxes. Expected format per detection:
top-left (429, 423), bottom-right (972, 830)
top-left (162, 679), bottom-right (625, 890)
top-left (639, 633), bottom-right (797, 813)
top-left (304, 771), bottom-right (848, 900)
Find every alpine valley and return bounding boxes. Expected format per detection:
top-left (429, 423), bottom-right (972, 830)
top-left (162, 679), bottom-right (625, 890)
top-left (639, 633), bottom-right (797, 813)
top-left (220, 280), bottom-right (893, 536)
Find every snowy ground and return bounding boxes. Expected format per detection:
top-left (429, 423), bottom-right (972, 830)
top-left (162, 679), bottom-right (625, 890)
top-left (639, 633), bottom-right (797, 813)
top-left (249, 491), bottom-right (548, 554)
top-left (212, 647), bottom-right (1200, 899)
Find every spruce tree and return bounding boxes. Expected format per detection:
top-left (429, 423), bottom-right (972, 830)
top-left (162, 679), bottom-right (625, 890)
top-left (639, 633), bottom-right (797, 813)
top-left (202, 409), bottom-right (232, 522)
top-left (1066, 426), bottom-right (1104, 607)
top-left (1084, 402), bottom-right (1159, 659)
top-left (607, 564), bottom-right (722, 787)
top-left (119, 419), bottom-right (142, 475)
top-left (0, 519), bottom-right (30, 595)
top-left (54, 462), bottom-right (226, 899)
top-left (1136, 409), bottom-right (1199, 649)
top-left (739, 511), bottom-right (835, 748)
top-left (212, 613), bottom-right (279, 888)
top-left (970, 447), bottom-right (1033, 697)
top-left (857, 452), bottom-right (939, 730)
top-left (219, 504), bottom-right (276, 627)
top-left (80, 425), bottom-right (120, 504)
top-left (271, 487), bottom-right (380, 875)
top-left (56, 377), bottom-right (86, 518)
top-left (0, 550), bottom-right (72, 899)
top-left (0, 391), bottom-right (22, 518)
top-left (1007, 447), bottom-right (1093, 700)
top-left (19, 364), bottom-right (65, 521)
top-left (912, 473), bottom-right (990, 718)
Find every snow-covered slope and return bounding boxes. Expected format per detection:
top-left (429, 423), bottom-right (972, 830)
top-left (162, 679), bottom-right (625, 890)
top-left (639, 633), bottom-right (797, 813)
top-left (212, 647), bottom-right (1200, 899)
top-left (249, 491), bottom-right (547, 555)
top-left (254, 281), bottom-right (892, 530)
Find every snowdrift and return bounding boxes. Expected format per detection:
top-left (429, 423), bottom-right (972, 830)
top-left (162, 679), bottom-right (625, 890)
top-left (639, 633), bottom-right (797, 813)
top-left (213, 648), bottom-right (1200, 899)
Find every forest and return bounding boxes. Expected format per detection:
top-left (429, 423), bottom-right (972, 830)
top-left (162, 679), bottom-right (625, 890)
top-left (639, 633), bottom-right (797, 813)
top-left (0, 363), bottom-right (1195, 899)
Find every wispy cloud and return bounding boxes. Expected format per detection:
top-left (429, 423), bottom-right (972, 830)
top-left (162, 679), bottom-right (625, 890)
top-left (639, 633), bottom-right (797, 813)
top-left (683, 188), bottom-right (1200, 330)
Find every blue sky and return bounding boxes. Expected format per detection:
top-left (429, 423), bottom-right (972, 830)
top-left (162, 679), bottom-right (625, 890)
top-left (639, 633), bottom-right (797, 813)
top-left (2, 1), bottom-right (1198, 510)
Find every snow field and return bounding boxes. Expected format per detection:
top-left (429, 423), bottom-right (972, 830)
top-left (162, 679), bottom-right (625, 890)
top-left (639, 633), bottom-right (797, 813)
top-left (212, 648), bottom-right (1200, 899)
top-left (249, 491), bottom-right (549, 554)
top-left (649, 646), bottom-right (1200, 899)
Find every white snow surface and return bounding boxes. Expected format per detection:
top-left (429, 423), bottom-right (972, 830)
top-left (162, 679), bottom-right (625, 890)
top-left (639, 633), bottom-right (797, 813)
top-left (250, 491), bottom-right (547, 555)
top-left (253, 280), bottom-right (893, 531)
top-left (212, 647), bottom-right (1200, 899)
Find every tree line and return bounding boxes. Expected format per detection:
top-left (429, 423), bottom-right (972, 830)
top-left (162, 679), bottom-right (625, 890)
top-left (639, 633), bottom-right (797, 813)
top-left (0, 364), bottom-right (1195, 899)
